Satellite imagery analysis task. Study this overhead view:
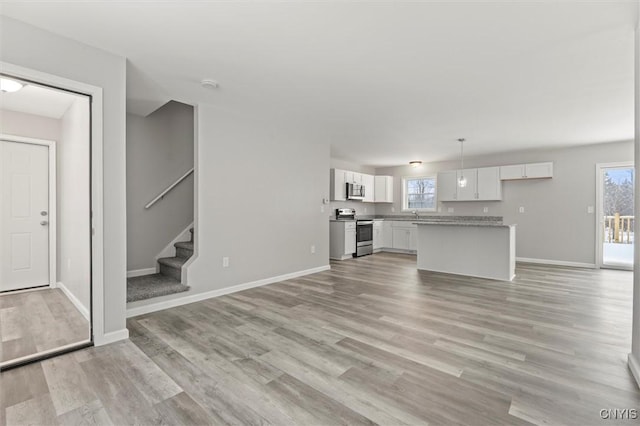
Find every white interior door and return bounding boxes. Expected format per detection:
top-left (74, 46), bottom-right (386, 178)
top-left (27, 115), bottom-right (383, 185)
top-left (0, 140), bottom-right (50, 291)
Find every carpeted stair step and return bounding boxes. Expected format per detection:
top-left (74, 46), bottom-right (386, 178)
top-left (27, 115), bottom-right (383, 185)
top-left (158, 256), bottom-right (188, 281)
top-left (127, 274), bottom-right (189, 303)
top-left (174, 241), bottom-right (194, 259)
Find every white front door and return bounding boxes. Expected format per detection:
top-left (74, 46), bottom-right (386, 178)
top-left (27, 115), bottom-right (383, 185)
top-left (0, 140), bottom-right (50, 291)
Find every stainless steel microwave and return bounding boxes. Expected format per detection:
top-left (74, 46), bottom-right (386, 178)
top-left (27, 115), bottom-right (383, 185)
top-left (346, 182), bottom-right (365, 200)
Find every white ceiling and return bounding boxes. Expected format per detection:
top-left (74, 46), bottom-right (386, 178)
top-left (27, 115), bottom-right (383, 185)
top-left (1, 1), bottom-right (636, 166)
top-left (0, 81), bottom-right (80, 119)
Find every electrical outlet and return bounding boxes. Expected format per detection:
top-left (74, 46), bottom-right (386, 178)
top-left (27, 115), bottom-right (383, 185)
top-left (519, 206), bottom-right (525, 213)
top-left (447, 207), bottom-right (454, 213)
top-left (483, 207), bottom-right (489, 213)
top-left (587, 206), bottom-right (594, 214)
top-left (391, 207), bottom-right (395, 212)
top-left (364, 207), bottom-right (368, 213)
top-left (310, 245), bottom-right (316, 254)
top-left (222, 257), bottom-right (229, 268)
top-left (67, 259), bottom-right (71, 271)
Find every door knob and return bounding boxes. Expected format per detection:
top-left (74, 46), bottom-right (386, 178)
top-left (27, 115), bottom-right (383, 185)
top-left (40, 221), bottom-right (49, 226)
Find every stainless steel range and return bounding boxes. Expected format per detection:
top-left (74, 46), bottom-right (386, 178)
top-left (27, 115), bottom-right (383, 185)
top-left (335, 208), bottom-right (373, 257)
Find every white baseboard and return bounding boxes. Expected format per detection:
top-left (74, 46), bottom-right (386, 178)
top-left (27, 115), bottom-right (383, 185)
top-left (127, 264), bottom-right (331, 318)
top-left (57, 281), bottom-right (90, 321)
top-left (516, 257), bottom-right (597, 269)
top-left (629, 352), bottom-right (640, 389)
top-left (127, 268), bottom-right (157, 278)
top-left (94, 328), bottom-right (129, 346)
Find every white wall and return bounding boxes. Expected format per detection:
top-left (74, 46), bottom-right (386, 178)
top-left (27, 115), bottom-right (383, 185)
top-left (127, 101), bottom-right (194, 271)
top-left (329, 158), bottom-right (377, 216)
top-left (0, 16), bottom-right (128, 337)
top-left (375, 140), bottom-right (633, 266)
top-left (185, 105), bottom-right (329, 295)
top-left (630, 14), bottom-right (640, 387)
top-left (0, 109), bottom-right (61, 141)
top-left (58, 97), bottom-right (91, 317)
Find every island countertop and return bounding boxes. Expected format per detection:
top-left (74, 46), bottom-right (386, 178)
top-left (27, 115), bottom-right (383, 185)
top-left (413, 221), bottom-right (515, 228)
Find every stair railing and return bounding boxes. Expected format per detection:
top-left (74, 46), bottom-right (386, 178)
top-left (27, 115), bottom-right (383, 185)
top-left (145, 168), bottom-right (194, 209)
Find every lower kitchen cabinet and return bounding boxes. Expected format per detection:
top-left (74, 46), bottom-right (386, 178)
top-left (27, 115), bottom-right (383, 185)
top-left (373, 220), bottom-right (383, 251)
top-left (391, 223), bottom-right (417, 251)
top-left (330, 221), bottom-right (356, 260)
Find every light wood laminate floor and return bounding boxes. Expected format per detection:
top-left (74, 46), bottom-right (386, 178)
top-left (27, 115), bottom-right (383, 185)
top-left (2, 253), bottom-right (639, 425)
top-left (0, 288), bottom-right (90, 364)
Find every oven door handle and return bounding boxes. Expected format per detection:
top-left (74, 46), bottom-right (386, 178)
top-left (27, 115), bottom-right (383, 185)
top-left (356, 221), bottom-right (374, 225)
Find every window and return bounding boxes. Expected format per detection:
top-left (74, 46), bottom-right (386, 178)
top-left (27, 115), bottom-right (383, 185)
top-left (403, 176), bottom-right (436, 211)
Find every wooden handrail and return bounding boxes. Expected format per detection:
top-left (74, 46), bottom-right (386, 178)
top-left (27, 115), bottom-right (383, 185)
top-left (603, 214), bottom-right (634, 244)
top-left (145, 168), bottom-right (194, 209)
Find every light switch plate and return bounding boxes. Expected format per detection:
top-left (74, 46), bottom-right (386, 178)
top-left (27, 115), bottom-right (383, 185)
top-left (483, 207), bottom-right (489, 213)
top-left (587, 206), bottom-right (594, 214)
top-left (447, 207), bottom-right (454, 213)
top-left (320, 205), bottom-right (324, 213)
top-left (519, 206), bottom-right (525, 213)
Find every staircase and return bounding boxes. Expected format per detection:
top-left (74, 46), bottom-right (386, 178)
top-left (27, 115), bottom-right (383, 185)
top-left (126, 228), bottom-right (193, 303)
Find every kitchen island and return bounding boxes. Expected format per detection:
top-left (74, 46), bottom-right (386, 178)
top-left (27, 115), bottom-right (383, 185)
top-left (415, 221), bottom-right (516, 281)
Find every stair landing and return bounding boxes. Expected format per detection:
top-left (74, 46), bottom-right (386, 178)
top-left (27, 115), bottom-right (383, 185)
top-left (127, 273), bottom-right (189, 303)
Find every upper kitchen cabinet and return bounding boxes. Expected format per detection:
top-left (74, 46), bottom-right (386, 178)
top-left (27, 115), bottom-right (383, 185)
top-left (500, 162), bottom-right (553, 180)
top-left (437, 170), bottom-right (458, 201)
top-left (330, 168), bottom-right (347, 201)
top-left (374, 176), bottom-right (394, 203)
top-left (344, 171), bottom-right (363, 184)
top-left (437, 167), bottom-right (502, 201)
top-left (477, 167), bottom-right (502, 200)
top-left (362, 174), bottom-right (375, 202)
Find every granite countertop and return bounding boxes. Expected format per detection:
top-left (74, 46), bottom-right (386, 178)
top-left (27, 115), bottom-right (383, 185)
top-left (413, 221), bottom-right (515, 228)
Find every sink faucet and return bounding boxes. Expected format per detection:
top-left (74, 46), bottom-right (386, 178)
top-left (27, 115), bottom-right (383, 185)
top-left (412, 210), bottom-right (419, 219)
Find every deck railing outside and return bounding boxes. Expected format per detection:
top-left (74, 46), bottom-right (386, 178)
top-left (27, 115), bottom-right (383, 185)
top-left (604, 214), bottom-right (634, 244)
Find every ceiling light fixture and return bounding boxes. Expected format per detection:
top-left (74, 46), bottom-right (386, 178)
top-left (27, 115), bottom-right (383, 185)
top-left (457, 138), bottom-right (467, 188)
top-left (409, 160), bottom-right (422, 168)
top-left (201, 79), bottom-right (219, 89)
top-left (0, 77), bottom-right (24, 93)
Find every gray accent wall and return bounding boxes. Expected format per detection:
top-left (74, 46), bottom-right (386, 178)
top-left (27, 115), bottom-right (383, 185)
top-left (126, 101), bottom-right (194, 271)
top-left (1, 16), bottom-right (128, 336)
top-left (186, 105), bottom-right (330, 295)
top-left (375, 140), bottom-right (633, 266)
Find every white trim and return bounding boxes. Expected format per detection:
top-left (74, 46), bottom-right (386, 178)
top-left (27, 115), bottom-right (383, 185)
top-left (127, 264), bottom-right (331, 318)
top-left (516, 257), bottom-right (597, 269)
top-left (1, 61), bottom-right (106, 346)
top-left (57, 281), bottom-right (90, 321)
top-left (0, 135), bottom-right (57, 290)
top-left (0, 339), bottom-right (91, 370)
top-left (595, 162), bottom-right (635, 269)
top-left (628, 352), bottom-right (640, 389)
top-left (127, 268), bottom-right (157, 278)
top-left (94, 328), bottom-right (129, 346)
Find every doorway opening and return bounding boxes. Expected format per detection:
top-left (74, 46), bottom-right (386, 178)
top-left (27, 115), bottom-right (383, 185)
top-left (597, 162), bottom-right (634, 270)
top-left (0, 73), bottom-right (93, 369)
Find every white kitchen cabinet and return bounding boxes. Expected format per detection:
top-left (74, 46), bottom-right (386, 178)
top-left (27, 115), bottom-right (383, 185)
top-left (374, 176), bottom-right (394, 203)
top-left (373, 220), bottom-right (383, 251)
top-left (477, 167), bottom-right (502, 200)
top-left (500, 162), bottom-right (553, 180)
top-left (391, 222), bottom-right (418, 251)
top-left (330, 221), bottom-right (356, 260)
top-left (382, 220), bottom-right (393, 248)
top-left (525, 162), bottom-right (553, 179)
top-left (456, 169), bottom-right (478, 201)
top-left (437, 171), bottom-right (458, 201)
top-left (362, 174), bottom-right (375, 203)
top-left (330, 169), bottom-right (347, 201)
top-left (438, 167), bottom-right (501, 201)
top-left (344, 171), bottom-right (363, 184)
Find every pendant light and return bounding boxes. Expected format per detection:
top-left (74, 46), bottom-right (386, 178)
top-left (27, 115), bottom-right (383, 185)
top-left (457, 138), bottom-right (467, 188)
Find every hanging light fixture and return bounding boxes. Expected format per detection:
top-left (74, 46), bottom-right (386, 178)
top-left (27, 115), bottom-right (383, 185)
top-left (457, 138), bottom-right (467, 188)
